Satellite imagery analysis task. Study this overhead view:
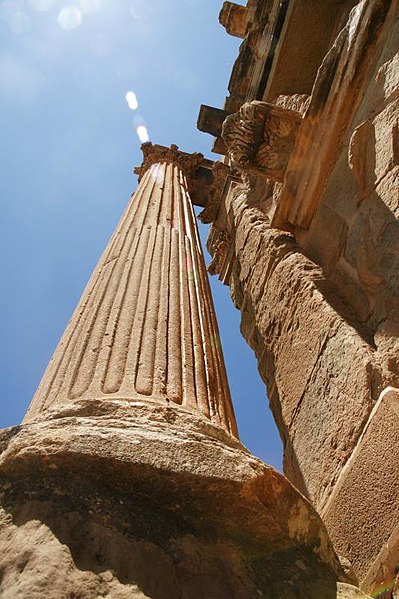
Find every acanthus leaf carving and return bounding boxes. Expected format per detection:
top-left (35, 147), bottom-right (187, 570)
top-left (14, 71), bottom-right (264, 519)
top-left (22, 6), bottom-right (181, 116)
top-left (221, 101), bottom-right (302, 182)
top-left (134, 142), bottom-right (204, 193)
top-left (207, 226), bottom-right (232, 278)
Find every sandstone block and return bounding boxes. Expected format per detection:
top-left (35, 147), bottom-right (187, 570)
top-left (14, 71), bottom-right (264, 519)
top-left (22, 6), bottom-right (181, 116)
top-left (300, 203), bottom-right (348, 277)
top-left (322, 388), bottom-right (399, 585)
top-left (329, 262), bottom-right (373, 323)
top-left (337, 583), bottom-right (371, 598)
top-left (376, 166), bottom-right (399, 216)
top-left (231, 201), bottom-right (379, 509)
top-left (287, 322), bottom-right (374, 509)
top-left (373, 98), bottom-right (399, 184)
top-left (375, 51), bottom-right (399, 106)
top-left (0, 400), bottom-right (351, 599)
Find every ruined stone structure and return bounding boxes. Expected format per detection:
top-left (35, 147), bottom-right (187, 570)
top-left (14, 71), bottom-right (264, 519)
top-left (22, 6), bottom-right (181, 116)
top-left (0, 143), bottom-right (367, 598)
top-left (198, 0), bottom-right (399, 596)
top-left (0, 0), bottom-right (397, 597)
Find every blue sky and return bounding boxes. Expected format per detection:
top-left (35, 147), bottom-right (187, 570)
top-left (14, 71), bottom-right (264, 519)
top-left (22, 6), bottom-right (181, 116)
top-left (0, 0), bottom-right (282, 469)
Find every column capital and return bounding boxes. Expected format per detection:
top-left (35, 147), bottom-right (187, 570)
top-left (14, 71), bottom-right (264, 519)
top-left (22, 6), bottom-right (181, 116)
top-left (135, 142), bottom-right (204, 192)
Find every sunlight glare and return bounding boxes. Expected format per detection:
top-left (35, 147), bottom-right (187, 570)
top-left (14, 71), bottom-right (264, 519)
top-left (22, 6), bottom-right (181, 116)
top-left (0, 0), bottom-right (18, 24)
top-left (0, 3), bottom-right (31, 34)
top-left (58, 6), bottom-right (82, 30)
top-left (78, 0), bottom-right (101, 15)
top-left (125, 91), bottom-right (138, 110)
top-left (9, 11), bottom-right (31, 34)
top-left (136, 125), bottom-right (149, 143)
top-left (129, 7), bottom-right (140, 20)
top-left (28, 0), bottom-right (55, 11)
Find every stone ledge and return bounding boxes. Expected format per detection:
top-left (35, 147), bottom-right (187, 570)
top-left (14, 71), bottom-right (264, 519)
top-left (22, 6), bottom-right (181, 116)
top-left (0, 399), bottom-right (362, 598)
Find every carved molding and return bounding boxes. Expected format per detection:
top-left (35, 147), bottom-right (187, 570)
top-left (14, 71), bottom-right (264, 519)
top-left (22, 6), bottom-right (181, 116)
top-left (135, 142), bottom-right (204, 192)
top-left (28, 158), bottom-right (238, 436)
top-left (207, 227), bottom-right (232, 277)
top-left (276, 94), bottom-right (310, 115)
top-left (272, 0), bottom-right (392, 231)
top-left (222, 101), bottom-right (302, 182)
top-left (198, 162), bottom-right (231, 224)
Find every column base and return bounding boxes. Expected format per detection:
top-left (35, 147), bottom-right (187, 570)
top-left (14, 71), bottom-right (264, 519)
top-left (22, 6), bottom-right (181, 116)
top-left (0, 399), bottom-right (366, 598)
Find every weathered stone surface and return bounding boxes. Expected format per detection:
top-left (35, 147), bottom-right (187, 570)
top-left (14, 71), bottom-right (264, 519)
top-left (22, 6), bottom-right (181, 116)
top-left (287, 322), bottom-right (377, 508)
top-left (362, 520), bottom-right (399, 598)
top-left (376, 165), bottom-right (399, 216)
top-left (0, 401), bottom-right (353, 599)
top-left (373, 98), bottom-right (399, 183)
top-left (272, 0), bottom-right (393, 231)
top-left (337, 584), bottom-right (372, 599)
top-left (222, 101), bottom-right (302, 182)
top-left (26, 145), bottom-right (237, 436)
top-left (219, 2), bottom-right (249, 39)
top-left (322, 387), bottom-right (399, 586)
top-left (374, 319), bottom-right (399, 382)
top-left (204, 0), bottom-right (399, 594)
top-left (221, 192), bottom-right (382, 511)
top-left (261, 0), bottom-right (358, 101)
top-left (298, 204), bottom-right (348, 278)
top-left (375, 51), bottom-right (399, 106)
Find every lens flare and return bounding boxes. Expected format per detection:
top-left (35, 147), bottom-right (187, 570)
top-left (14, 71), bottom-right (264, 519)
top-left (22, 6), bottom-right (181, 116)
top-left (78, 0), bottom-right (100, 15)
top-left (28, 0), bottom-right (54, 11)
top-left (10, 12), bottom-right (31, 34)
top-left (136, 125), bottom-right (149, 143)
top-left (0, 4), bottom-right (32, 35)
top-left (58, 6), bottom-right (82, 30)
top-left (125, 91), bottom-right (138, 110)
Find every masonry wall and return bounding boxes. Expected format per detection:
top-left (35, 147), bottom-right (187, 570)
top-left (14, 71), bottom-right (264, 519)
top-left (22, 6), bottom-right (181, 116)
top-left (207, 0), bottom-right (399, 591)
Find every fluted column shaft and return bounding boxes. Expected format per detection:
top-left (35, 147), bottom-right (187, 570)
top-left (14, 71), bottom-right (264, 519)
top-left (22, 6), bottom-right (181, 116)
top-left (25, 145), bottom-right (237, 436)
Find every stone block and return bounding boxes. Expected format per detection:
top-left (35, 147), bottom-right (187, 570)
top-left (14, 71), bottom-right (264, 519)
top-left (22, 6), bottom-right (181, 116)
top-left (373, 98), bottom-right (399, 184)
top-left (0, 400), bottom-right (352, 599)
top-left (375, 51), bottom-right (399, 107)
top-left (344, 202), bottom-right (385, 295)
top-left (288, 322), bottom-right (375, 509)
top-left (197, 104), bottom-right (230, 138)
top-left (329, 262), bottom-right (373, 323)
top-left (300, 204), bottom-right (348, 277)
top-left (337, 584), bottom-right (372, 599)
top-left (376, 166), bottom-right (399, 216)
top-left (322, 388), bottom-right (399, 584)
top-left (323, 152), bottom-right (362, 221)
top-left (231, 204), bottom-right (380, 508)
top-left (219, 2), bottom-right (249, 39)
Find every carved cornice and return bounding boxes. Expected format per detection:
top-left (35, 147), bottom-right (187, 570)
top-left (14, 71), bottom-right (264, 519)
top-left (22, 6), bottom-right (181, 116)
top-left (222, 101), bottom-right (302, 182)
top-left (207, 226), bottom-right (232, 277)
top-left (198, 162), bottom-right (231, 224)
top-left (135, 143), bottom-right (204, 192)
top-left (272, 0), bottom-right (392, 232)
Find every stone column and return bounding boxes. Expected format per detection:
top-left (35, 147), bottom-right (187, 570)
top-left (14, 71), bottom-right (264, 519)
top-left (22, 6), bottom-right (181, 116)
top-left (0, 144), bottom-right (360, 599)
top-left (25, 143), bottom-right (237, 437)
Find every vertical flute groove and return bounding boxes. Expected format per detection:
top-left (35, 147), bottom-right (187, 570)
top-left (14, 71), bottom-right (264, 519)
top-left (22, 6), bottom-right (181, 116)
top-left (103, 225), bottom-right (151, 393)
top-left (167, 228), bottom-right (183, 403)
top-left (26, 149), bottom-right (238, 437)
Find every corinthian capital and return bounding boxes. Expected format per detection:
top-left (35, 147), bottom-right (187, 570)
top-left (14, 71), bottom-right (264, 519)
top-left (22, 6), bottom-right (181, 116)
top-left (135, 142), bottom-right (204, 192)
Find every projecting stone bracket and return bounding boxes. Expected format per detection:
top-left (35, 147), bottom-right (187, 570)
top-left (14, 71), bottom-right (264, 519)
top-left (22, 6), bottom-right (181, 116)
top-left (219, 1), bottom-right (250, 39)
top-left (221, 101), bottom-right (302, 182)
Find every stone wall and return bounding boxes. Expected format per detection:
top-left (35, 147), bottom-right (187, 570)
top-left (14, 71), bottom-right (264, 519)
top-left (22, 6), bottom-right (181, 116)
top-left (298, 11), bottom-right (399, 382)
top-left (204, 0), bottom-right (399, 592)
